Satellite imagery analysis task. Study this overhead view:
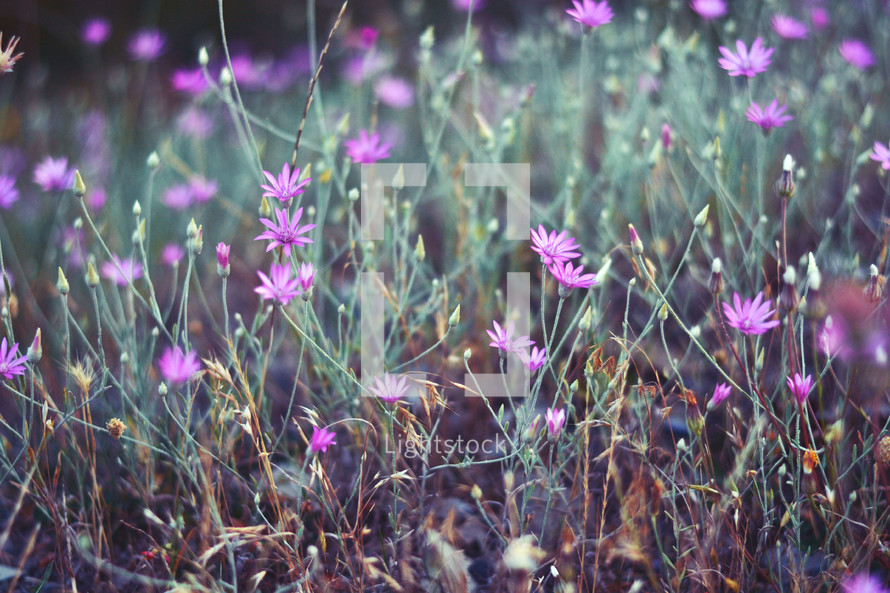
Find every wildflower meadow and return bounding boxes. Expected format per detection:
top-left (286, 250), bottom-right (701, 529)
top-left (1, 1), bottom-right (890, 591)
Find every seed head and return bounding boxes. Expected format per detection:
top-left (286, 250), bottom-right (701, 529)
top-left (877, 436), bottom-right (890, 465)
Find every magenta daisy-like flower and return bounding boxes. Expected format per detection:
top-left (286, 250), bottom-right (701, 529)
top-left (545, 407), bottom-right (566, 437)
top-left (158, 346), bottom-right (202, 384)
top-left (746, 99), bottom-right (793, 131)
top-left (33, 156), bottom-right (75, 192)
top-left (161, 243), bottom-right (185, 266)
top-left (101, 255), bottom-right (143, 286)
top-left (548, 260), bottom-right (599, 294)
top-left (707, 382), bottom-right (731, 409)
top-left (308, 425), bottom-right (337, 454)
top-left (261, 162), bottom-right (310, 203)
top-left (722, 291), bottom-right (780, 335)
top-left (128, 29), bottom-right (166, 61)
top-left (870, 141), bottom-right (890, 170)
top-left (771, 15), bottom-right (808, 40)
top-left (487, 320), bottom-right (534, 355)
top-left (297, 262), bottom-right (315, 293)
top-left (0, 33), bottom-right (24, 75)
top-left (786, 372), bottom-right (814, 404)
top-left (530, 225), bottom-right (581, 265)
top-left (522, 346), bottom-right (547, 373)
top-left (718, 38), bottom-right (774, 77)
top-left (255, 263), bottom-right (301, 305)
top-left (843, 574), bottom-right (890, 593)
top-left (171, 67), bottom-right (209, 95)
top-left (690, 0), bottom-right (726, 20)
top-left (0, 337), bottom-right (28, 380)
top-left (82, 18), bottom-right (111, 46)
top-left (255, 207), bottom-right (315, 257)
top-left (0, 174), bottom-right (19, 209)
top-left (344, 130), bottom-right (393, 164)
top-left (370, 372), bottom-right (411, 403)
top-left (565, 0), bottom-right (613, 28)
top-left (374, 76), bottom-right (415, 109)
top-left (839, 39), bottom-right (874, 70)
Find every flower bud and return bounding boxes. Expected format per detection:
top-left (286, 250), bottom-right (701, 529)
top-left (693, 204), bottom-right (709, 228)
top-left (414, 235), bottom-right (425, 262)
top-left (147, 152), bottom-right (160, 168)
top-left (779, 266), bottom-right (799, 313)
top-left (628, 224), bottom-right (643, 255)
top-left (774, 154), bottom-right (796, 199)
top-left (658, 302), bottom-right (669, 321)
top-left (86, 261), bottom-right (100, 288)
top-left (579, 306), bottom-right (592, 331)
top-left (27, 329), bottom-right (42, 362)
top-left (187, 218), bottom-right (198, 239)
top-left (448, 304), bottom-right (460, 327)
top-left (73, 170), bottom-right (87, 197)
top-left (865, 264), bottom-right (885, 304)
top-left (709, 258), bottom-right (724, 296)
top-left (216, 242), bottom-right (231, 277)
top-left (57, 267), bottom-right (70, 295)
top-left (198, 46), bottom-right (209, 66)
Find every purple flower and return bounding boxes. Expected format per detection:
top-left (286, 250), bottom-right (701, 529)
top-left (522, 346), bottom-right (547, 373)
top-left (839, 39), bottom-right (874, 70)
top-left (810, 7), bottom-right (830, 30)
top-left (746, 99), bottom-right (793, 131)
top-left (722, 291), bottom-right (780, 335)
top-left (309, 426), bottom-right (337, 454)
top-left (718, 38), bottom-right (774, 77)
top-left (370, 372), bottom-right (411, 403)
top-left (661, 123), bottom-right (672, 150)
top-left (374, 76), bottom-right (415, 109)
top-left (177, 107), bottom-right (214, 139)
top-left (0, 337), bottom-right (27, 380)
top-left (344, 130), bottom-right (392, 164)
top-left (545, 407), bottom-right (566, 437)
top-left (871, 141), bottom-right (890, 170)
top-left (530, 225), bottom-right (581, 265)
top-left (690, 0), bottom-right (727, 20)
top-left (188, 176), bottom-right (217, 203)
top-left (101, 255), bottom-right (143, 286)
top-left (128, 29), bottom-right (166, 61)
top-left (707, 382), bottom-right (731, 409)
top-left (171, 67), bottom-right (209, 95)
top-left (548, 260), bottom-right (599, 293)
top-left (297, 262), bottom-right (315, 292)
top-left (161, 184), bottom-right (194, 210)
top-left (486, 320), bottom-right (534, 355)
top-left (565, 0), bottom-right (613, 28)
top-left (771, 15), bottom-right (808, 40)
top-left (786, 373), bottom-right (814, 404)
top-left (87, 187), bottom-right (107, 210)
top-left (227, 54), bottom-right (267, 89)
top-left (452, 0), bottom-right (485, 12)
top-left (0, 174), bottom-right (19, 208)
top-left (843, 574), bottom-right (889, 593)
top-left (82, 18), bottom-right (111, 46)
top-left (255, 263), bottom-right (301, 305)
top-left (33, 156), bottom-right (75, 192)
top-left (158, 346), bottom-right (202, 384)
top-left (216, 242), bottom-right (230, 269)
top-left (261, 162), bottom-right (310, 204)
top-left (0, 33), bottom-right (24, 75)
top-left (255, 207), bottom-right (315, 257)
top-left (161, 243), bottom-right (185, 266)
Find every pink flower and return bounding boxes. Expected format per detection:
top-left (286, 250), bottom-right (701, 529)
top-left (690, 0), bottom-right (727, 20)
top-left (128, 29), bottom-right (166, 61)
top-left (746, 99), bottom-right (793, 131)
top-left (255, 207), bottom-right (315, 257)
top-left (87, 187), bottom-right (107, 210)
top-left (370, 372), bottom-right (411, 403)
top-left (839, 39), bottom-right (874, 70)
top-left (842, 574), bottom-right (889, 593)
top-left (771, 15), bottom-right (808, 40)
top-left (101, 255), bottom-right (143, 286)
top-left (0, 33), bottom-right (24, 74)
top-left (255, 263), bottom-right (301, 305)
top-left (0, 174), bottom-right (19, 208)
top-left (0, 337), bottom-right (27, 380)
top-left (722, 291), bottom-right (780, 335)
top-left (530, 225), bottom-right (581, 265)
top-left (522, 346), bottom-right (547, 373)
top-left (374, 76), bottom-right (415, 109)
top-left (565, 0), bottom-right (613, 28)
top-left (707, 383), bottom-right (731, 409)
top-left (810, 7), bottom-right (830, 30)
top-left (661, 123), bottom-right (672, 150)
top-left (786, 373), bottom-right (814, 404)
top-left (344, 130), bottom-right (392, 164)
top-left (33, 156), bottom-right (75, 192)
top-left (177, 107), bottom-right (214, 139)
top-left (548, 260), bottom-right (598, 294)
top-left (871, 141), bottom-right (890, 170)
top-left (162, 243), bottom-right (185, 266)
top-left (82, 18), bottom-right (111, 46)
top-left (718, 38), bottom-right (774, 77)
top-left (216, 242), bottom-right (230, 270)
top-left (261, 162), bottom-right (310, 203)
top-left (487, 320), bottom-right (534, 355)
top-left (158, 346), bottom-right (202, 384)
top-left (545, 407), bottom-right (566, 437)
top-left (452, 0), bottom-right (485, 12)
top-left (188, 176), bottom-right (217, 203)
top-left (162, 184), bottom-right (194, 209)
top-left (297, 262), bottom-right (315, 293)
top-left (171, 67), bottom-right (209, 95)
top-left (309, 426), bottom-right (337, 454)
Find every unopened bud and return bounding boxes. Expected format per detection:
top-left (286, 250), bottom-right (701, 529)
top-left (73, 170), bottom-right (87, 197)
top-left (579, 306), bottom-right (592, 331)
top-left (132, 200), bottom-right (142, 216)
top-left (259, 196), bottom-right (272, 218)
top-left (187, 218), bottom-right (198, 239)
top-left (865, 264), bottom-right (885, 303)
top-left (448, 304), bottom-right (460, 327)
top-left (628, 224), bottom-right (643, 255)
top-left (464, 348), bottom-right (472, 360)
top-left (158, 383), bottom-right (168, 397)
top-left (693, 204), bottom-right (709, 228)
top-left (219, 67), bottom-right (232, 86)
top-left (780, 266), bottom-right (799, 313)
top-left (347, 188), bottom-right (359, 202)
top-left (414, 235), bottom-right (425, 261)
top-left (57, 268), bottom-right (70, 295)
top-left (147, 152), bottom-right (160, 168)
top-left (198, 46), bottom-right (208, 66)
top-left (86, 262), bottom-right (100, 287)
top-left (709, 258), bottom-right (724, 295)
top-left (775, 154), bottom-right (796, 199)
top-left (807, 252), bottom-right (821, 291)
top-left (27, 329), bottom-right (42, 362)
top-left (658, 302), bottom-right (669, 321)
